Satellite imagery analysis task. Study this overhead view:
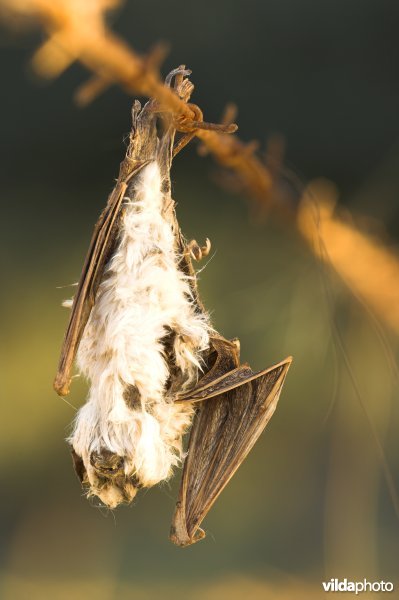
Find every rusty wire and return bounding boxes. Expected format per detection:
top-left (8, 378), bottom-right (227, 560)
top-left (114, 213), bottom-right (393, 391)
top-left (2, 0), bottom-right (399, 334)
top-left (0, 0), bottom-right (277, 213)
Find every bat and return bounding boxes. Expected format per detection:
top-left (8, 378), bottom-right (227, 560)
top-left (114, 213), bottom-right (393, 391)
top-left (54, 67), bottom-right (292, 545)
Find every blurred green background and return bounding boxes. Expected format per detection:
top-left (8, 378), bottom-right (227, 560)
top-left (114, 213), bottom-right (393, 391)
top-left (1, 1), bottom-right (399, 598)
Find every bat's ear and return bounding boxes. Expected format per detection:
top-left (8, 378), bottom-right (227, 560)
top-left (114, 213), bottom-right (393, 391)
top-left (71, 448), bottom-right (87, 484)
top-left (170, 356), bottom-right (292, 547)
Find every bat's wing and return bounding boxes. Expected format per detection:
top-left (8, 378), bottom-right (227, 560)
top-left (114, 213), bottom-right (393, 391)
top-left (53, 161), bottom-right (150, 396)
top-left (176, 336), bottom-right (284, 403)
top-left (175, 336), bottom-right (240, 401)
top-left (170, 355), bottom-right (292, 546)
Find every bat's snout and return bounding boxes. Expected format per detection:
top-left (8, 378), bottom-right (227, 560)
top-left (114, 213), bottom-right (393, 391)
top-left (90, 449), bottom-right (125, 477)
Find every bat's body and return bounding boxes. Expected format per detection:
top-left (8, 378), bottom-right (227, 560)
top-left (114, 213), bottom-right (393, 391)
top-left (55, 69), bottom-right (291, 545)
top-left (71, 160), bottom-right (210, 507)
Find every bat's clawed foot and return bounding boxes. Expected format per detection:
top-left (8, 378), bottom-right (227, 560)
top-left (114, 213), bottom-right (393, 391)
top-left (187, 238), bottom-right (211, 261)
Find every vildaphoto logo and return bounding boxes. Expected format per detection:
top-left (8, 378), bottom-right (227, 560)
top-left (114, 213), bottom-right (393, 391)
top-left (322, 579), bottom-right (394, 594)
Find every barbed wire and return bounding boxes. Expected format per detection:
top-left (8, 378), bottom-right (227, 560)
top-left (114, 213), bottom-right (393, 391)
top-left (2, 0), bottom-right (399, 334)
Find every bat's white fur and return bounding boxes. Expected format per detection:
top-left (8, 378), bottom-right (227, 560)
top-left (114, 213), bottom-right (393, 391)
top-left (69, 162), bottom-right (210, 507)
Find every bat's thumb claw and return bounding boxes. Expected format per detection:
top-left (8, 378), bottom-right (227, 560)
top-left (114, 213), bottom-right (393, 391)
top-left (170, 523), bottom-right (206, 547)
top-left (192, 527), bottom-right (206, 544)
top-left (170, 503), bottom-right (207, 547)
top-left (53, 374), bottom-right (70, 397)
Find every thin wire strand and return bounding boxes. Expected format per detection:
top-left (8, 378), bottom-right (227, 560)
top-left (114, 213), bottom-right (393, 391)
top-left (308, 194), bottom-right (399, 520)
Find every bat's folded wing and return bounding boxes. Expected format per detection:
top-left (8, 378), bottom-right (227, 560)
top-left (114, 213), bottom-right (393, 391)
top-left (53, 161), bottom-right (150, 397)
top-left (170, 356), bottom-right (292, 546)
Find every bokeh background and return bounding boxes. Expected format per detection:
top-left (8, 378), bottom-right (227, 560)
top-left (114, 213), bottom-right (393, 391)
top-left (1, 1), bottom-right (399, 598)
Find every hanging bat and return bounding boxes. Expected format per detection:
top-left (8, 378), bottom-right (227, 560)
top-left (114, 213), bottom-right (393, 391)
top-left (54, 67), bottom-right (292, 546)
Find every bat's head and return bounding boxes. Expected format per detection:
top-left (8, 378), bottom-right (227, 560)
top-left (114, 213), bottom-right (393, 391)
top-left (68, 401), bottom-right (193, 509)
top-left (71, 447), bottom-right (139, 508)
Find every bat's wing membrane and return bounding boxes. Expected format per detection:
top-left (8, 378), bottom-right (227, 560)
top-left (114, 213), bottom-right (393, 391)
top-left (53, 161), bottom-right (149, 396)
top-left (170, 355), bottom-right (292, 546)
